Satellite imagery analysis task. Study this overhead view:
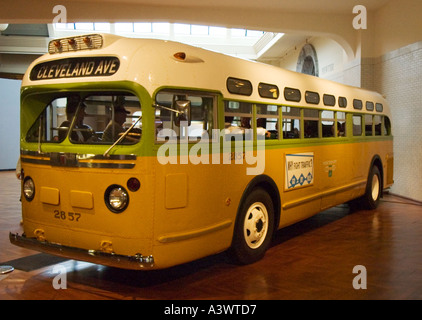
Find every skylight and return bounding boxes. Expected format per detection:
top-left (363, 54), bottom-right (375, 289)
top-left (52, 22), bottom-right (282, 60)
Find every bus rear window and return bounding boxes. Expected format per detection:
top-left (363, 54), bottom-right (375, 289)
top-left (25, 92), bottom-right (141, 144)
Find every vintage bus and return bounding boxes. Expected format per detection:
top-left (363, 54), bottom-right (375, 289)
top-left (10, 33), bottom-right (393, 269)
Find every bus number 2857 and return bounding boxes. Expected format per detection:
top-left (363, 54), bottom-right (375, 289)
top-left (54, 210), bottom-right (81, 222)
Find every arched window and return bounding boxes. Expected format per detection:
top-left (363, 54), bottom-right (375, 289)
top-left (296, 44), bottom-right (319, 77)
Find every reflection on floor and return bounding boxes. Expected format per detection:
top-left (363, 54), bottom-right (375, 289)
top-left (1, 171), bottom-right (421, 300)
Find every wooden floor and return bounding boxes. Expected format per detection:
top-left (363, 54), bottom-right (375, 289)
top-left (1, 170), bottom-right (422, 300)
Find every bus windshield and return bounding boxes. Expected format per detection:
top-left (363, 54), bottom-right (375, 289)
top-left (26, 92), bottom-right (142, 145)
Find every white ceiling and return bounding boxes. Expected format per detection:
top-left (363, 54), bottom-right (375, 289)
top-left (0, 0), bottom-right (391, 24)
top-left (0, 0), bottom-right (392, 64)
top-left (65, 0), bottom-right (391, 15)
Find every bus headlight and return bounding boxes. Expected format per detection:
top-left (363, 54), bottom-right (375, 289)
top-left (105, 185), bottom-right (129, 213)
top-left (23, 177), bottom-right (35, 201)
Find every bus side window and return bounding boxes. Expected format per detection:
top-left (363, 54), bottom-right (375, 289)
top-left (365, 114), bottom-right (373, 136)
top-left (383, 116), bottom-right (391, 136)
top-left (374, 115), bottom-right (382, 136)
top-left (304, 108), bottom-right (319, 138)
top-left (321, 110), bottom-right (334, 138)
top-left (156, 91), bottom-right (214, 141)
top-left (282, 106), bottom-right (300, 139)
top-left (337, 111), bottom-right (346, 137)
top-left (353, 115), bottom-right (362, 136)
top-left (224, 101), bottom-right (253, 141)
top-left (256, 104), bottom-right (279, 139)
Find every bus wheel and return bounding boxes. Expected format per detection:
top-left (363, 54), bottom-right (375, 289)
top-left (230, 188), bottom-right (274, 265)
top-left (362, 165), bottom-right (382, 209)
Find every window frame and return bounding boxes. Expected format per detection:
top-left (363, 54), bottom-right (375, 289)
top-left (323, 94), bottom-right (336, 107)
top-left (258, 83), bottom-right (279, 99)
top-left (321, 110), bottom-right (335, 138)
top-left (303, 108), bottom-right (320, 139)
top-left (305, 90), bottom-right (320, 105)
top-left (353, 99), bottom-right (363, 110)
top-left (366, 101), bottom-right (374, 111)
top-left (284, 87), bottom-right (302, 102)
top-left (25, 91), bottom-right (142, 145)
top-left (227, 77), bottom-right (253, 96)
top-left (281, 106), bottom-right (301, 140)
top-left (338, 96), bottom-right (347, 108)
top-left (352, 114), bottom-right (363, 136)
top-left (154, 89), bottom-right (217, 143)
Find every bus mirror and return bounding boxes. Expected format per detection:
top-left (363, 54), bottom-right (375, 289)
top-left (174, 100), bottom-right (191, 126)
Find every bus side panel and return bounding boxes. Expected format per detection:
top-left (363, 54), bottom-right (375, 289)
top-left (268, 139), bottom-right (392, 230)
top-left (151, 152), bottom-right (248, 268)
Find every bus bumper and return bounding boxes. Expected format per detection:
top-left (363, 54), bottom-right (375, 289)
top-left (9, 232), bottom-right (154, 270)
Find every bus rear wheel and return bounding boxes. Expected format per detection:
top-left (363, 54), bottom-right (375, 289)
top-left (362, 165), bottom-right (382, 209)
top-left (230, 188), bottom-right (274, 265)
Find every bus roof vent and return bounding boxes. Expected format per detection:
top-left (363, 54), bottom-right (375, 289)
top-left (48, 34), bottom-right (103, 54)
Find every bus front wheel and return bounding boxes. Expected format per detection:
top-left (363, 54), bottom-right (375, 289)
top-left (230, 188), bottom-right (274, 265)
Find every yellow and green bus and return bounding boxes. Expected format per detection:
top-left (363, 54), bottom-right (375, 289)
top-left (10, 34), bottom-right (393, 269)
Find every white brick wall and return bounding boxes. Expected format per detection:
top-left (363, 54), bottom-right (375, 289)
top-left (364, 41), bottom-right (422, 201)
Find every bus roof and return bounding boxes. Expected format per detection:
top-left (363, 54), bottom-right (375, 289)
top-left (23, 33), bottom-right (390, 115)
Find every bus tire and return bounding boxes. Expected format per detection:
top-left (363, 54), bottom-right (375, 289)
top-left (230, 188), bottom-right (274, 265)
top-left (361, 165), bottom-right (382, 210)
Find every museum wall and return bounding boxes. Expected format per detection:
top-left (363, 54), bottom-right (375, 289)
top-left (372, 0), bottom-right (422, 58)
top-left (371, 42), bottom-right (422, 201)
top-left (275, 37), bottom-right (356, 86)
top-left (0, 78), bottom-right (21, 171)
top-left (0, 53), bottom-right (39, 170)
top-left (270, 1), bottom-right (422, 202)
top-left (0, 53), bottom-right (38, 74)
top-left (363, 0), bottom-right (422, 201)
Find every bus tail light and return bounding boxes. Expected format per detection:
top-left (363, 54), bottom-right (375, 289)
top-left (23, 176), bottom-right (35, 201)
top-left (105, 185), bottom-right (129, 213)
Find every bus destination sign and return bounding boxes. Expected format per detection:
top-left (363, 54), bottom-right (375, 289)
top-left (30, 56), bottom-right (120, 81)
